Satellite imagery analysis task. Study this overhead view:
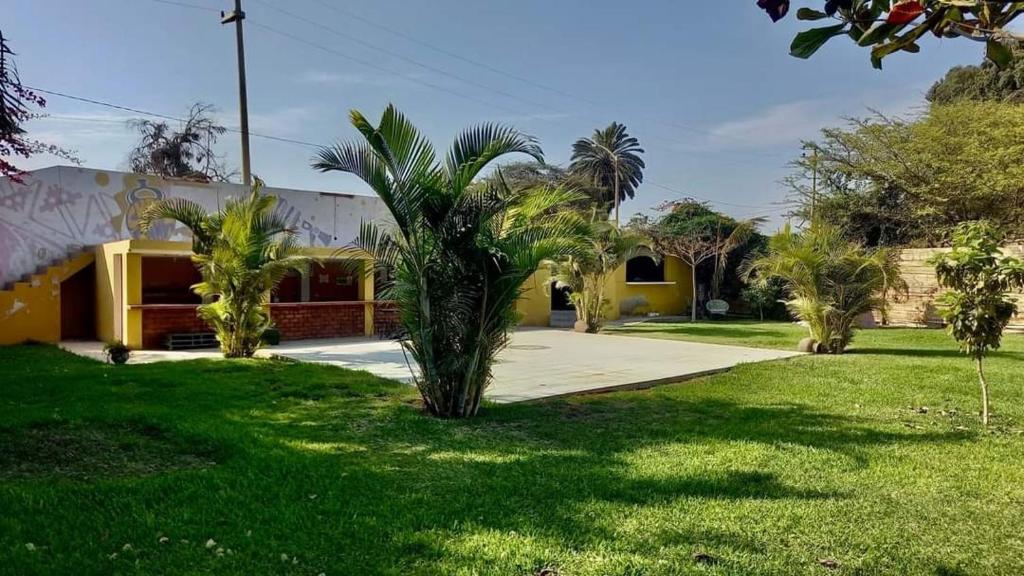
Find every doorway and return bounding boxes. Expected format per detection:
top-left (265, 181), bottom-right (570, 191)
top-left (60, 263), bottom-right (96, 341)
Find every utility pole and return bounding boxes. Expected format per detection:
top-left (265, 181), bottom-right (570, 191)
top-left (221, 0), bottom-right (251, 186)
top-left (802, 144), bottom-right (818, 227)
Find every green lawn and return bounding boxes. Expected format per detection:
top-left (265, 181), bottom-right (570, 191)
top-left (2, 326), bottom-right (1023, 575)
top-left (605, 319), bottom-right (810, 350)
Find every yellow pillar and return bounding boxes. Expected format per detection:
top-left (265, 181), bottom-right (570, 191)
top-left (124, 253), bottom-right (144, 348)
top-left (359, 259), bottom-right (375, 336)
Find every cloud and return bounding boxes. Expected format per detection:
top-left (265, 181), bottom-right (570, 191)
top-left (706, 86), bottom-right (929, 150)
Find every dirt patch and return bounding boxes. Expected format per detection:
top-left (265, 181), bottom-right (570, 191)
top-left (0, 422), bottom-right (219, 480)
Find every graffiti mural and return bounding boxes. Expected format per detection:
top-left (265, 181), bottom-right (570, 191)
top-left (0, 166), bottom-right (386, 286)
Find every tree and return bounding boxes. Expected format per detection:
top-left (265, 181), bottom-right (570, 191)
top-left (740, 278), bottom-right (784, 321)
top-left (128, 103), bottom-right (234, 182)
top-left (743, 223), bottom-right (905, 353)
top-left (758, 1), bottom-right (1024, 69)
top-left (139, 180), bottom-right (309, 358)
top-left (929, 221), bottom-right (1024, 427)
top-left (549, 214), bottom-right (653, 333)
top-left (641, 200), bottom-right (762, 322)
top-left (787, 102), bottom-right (1024, 246)
top-left (313, 105), bottom-right (584, 419)
top-left (570, 122), bottom-right (645, 225)
top-left (927, 44), bottom-right (1024, 104)
top-left (1, 30), bottom-right (81, 182)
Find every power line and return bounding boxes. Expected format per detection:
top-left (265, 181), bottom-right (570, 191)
top-left (250, 0), bottom-right (559, 115)
top-left (32, 87), bottom-right (786, 215)
top-left (27, 86), bottom-right (322, 148)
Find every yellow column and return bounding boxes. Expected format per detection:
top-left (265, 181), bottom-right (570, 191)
top-left (124, 253), bottom-right (144, 348)
top-left (359, 259), bottom-right (375, 336)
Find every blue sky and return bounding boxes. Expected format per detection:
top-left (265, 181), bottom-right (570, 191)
top-left (9, 0), bottom-right (983, 226)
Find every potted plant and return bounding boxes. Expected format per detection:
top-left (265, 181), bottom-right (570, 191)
top-left (103, 341), bottom-right (131, 365)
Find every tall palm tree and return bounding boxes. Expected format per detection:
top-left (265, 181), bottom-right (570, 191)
top-left (569, 122), bottom-right (645, 226)
top-left (139, 180), bottom-right (310, 358)
top-left (550, 213), bottom-right (654, 333)
top-left (314, 105), bottom-right (584, 418)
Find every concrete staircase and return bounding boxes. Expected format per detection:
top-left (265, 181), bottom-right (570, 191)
top-left (0, 248), bottom-right (96, 345)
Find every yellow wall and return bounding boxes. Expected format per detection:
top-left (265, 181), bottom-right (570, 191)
top-left (516, 256), bottom-right (692, 327)
top-left (614, 255), bottom-right (693, 318)
top-left (516, 269), bottom-right (553, 327)
top-left (0, 251), bottom-right (95, 345)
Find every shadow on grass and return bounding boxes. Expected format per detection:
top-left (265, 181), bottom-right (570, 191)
top-left (846, 347), bottom-right (1024, 361)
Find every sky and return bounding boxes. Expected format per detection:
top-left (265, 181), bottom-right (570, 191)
top-left (6, 0), bottom-right (985, 228)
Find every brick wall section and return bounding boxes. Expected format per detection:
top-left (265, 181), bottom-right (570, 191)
top-left (872, 245), bottom-right (1024, 329)
top-left (269, 302), bottom-right (365, 340)
top-left (141, 306), bottom-right (210, 349)
top-left (373, 301), bottom-right (401, 337)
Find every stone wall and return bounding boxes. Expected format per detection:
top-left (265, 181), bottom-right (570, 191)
top-left (876, 245), bottom-right (1024, 329)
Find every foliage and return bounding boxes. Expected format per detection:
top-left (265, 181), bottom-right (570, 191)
top-left (927, 44), bottom-right (1024, 104)
top-left (787, 102), bottom-right (1024, 246)
top-left (740, 278), bottom-right (787, 321)
top-left (313, 105), bottom-right (584, 418)
top-left (569, 122), bottom-right (645, 223)
top-left (0, 30), bottom-right (81, 183)
top-left (743, 223), bottom-right (904, 353)
top-left (5, 329), bottom-right (1024, 574)
top-left (139, 180), bottom-right (310, 358)
top-left (757, 1), bottom-right (1024, 69)
top-left (639, 200), bottom-right (763, 321)
top-left (549, 214), bottom-right (653, 333)
top-left (929, 221), bottom-right (1024, 426)
top-left (102, 340), bottom-right (130, 365)
top-left (128, 102), bottom-right (234, 182)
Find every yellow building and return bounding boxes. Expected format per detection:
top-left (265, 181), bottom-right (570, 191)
top-left (1, 167), bottom-right (693, 349)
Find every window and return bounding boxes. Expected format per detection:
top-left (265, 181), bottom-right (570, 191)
top-left (626, 256), bottom-right (665, 283)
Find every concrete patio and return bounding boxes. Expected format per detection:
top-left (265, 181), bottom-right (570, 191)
top-left (62, 329), bottom-right (801, 403)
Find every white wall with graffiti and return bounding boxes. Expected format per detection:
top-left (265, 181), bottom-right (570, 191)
top-left (0, 166), bottom-right (387, 286)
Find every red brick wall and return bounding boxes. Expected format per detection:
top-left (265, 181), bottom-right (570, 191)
top-left (270, 302), bottom-right (365, 340)
top-left (141, 306), bottom-right (210, 348)
top-left (373, 302), bottom-right (401, 337)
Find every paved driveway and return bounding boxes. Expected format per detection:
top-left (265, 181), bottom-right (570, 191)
top-left (271, 329), bottom-right (801, 403)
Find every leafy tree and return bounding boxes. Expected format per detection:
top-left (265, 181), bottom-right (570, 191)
top-left (927, 44), bottom-right (1024, 104)
top-left (787, 102), bottom-right (1024, 246)
top-left (929, 221), bottom-right (1024, 427)
top-left (640, 200), bottom-right (762, 322)
top-left (740, 278), bottom-right (785, 321)
top-left (1, 30), bottom-right (81, 182)
top-left (549, 214), bottom-right (653, 333)
top-left (128, 103), bottom-right (234, 182)
top-left (313, 105), bottom-right (584, 419)
top-left (570, 122), bottom-right (645, 225)
top-left (139, 180), bottom-right (310, 358)
top-left (742, 223), bottom-right (905, 353)
top-left (757, 1), bottom-right (1024, 69)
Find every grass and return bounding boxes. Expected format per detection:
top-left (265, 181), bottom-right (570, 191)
top-left (605, 319), bottom-right (809, 350)
top-left (1, 326), bottom-right (1023, 575)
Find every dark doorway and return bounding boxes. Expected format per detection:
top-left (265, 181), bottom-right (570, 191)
top-left (551, 281), bottom-right (574, 311)
top-left (60, 263), bottom-right (96, 341)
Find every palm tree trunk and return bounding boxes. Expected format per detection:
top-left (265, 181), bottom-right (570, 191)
top-left (613, 165), bottom-right (620, 227)
top-left (977, 357), bottom-right (990, 427)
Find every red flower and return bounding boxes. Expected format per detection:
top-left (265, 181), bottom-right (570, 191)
top-left (887, 1), bottom-right (924, 25)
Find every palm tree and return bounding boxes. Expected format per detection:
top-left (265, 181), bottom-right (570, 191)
top-left (139, 180), bottom-right (310, 358)
top-left (742, 224), bottom-right (905, 354)
top-left (569, 122), bottom-right (645, 226)
top-left (550, 213), bottom-right (653, 333)
top-left (313, 105), bottom-right (584, 418)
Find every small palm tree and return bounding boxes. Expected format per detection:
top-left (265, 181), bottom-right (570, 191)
top-left (139, 180), bottom-right (310, 358)
top-left (570, 122), bottom-right (645, 225)
top-left (314, 105), bottom-right (584, 418)
top-left (743, 224), bottom-right (905, 353)
top-left (550, 214), bottom-right (653, 333)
